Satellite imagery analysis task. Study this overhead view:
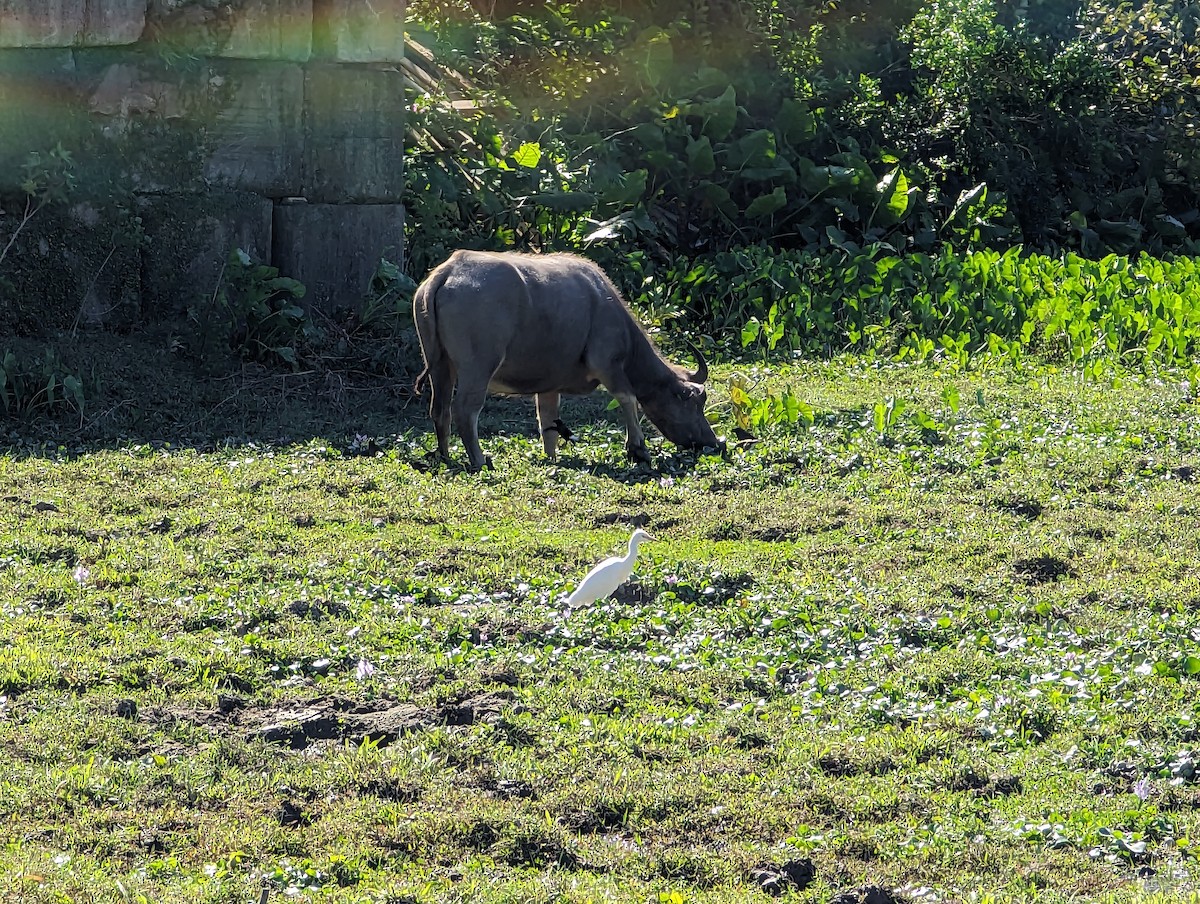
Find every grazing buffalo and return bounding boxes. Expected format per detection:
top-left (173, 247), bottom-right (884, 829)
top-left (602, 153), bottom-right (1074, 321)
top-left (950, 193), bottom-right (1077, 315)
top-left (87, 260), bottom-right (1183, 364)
top-left (412, 250), bottom-right (721, 470)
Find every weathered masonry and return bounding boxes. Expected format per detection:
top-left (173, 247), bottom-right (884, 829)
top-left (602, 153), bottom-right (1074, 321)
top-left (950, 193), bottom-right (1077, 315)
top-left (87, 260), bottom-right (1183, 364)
top-left (0, 0), bottom-right (405, 329)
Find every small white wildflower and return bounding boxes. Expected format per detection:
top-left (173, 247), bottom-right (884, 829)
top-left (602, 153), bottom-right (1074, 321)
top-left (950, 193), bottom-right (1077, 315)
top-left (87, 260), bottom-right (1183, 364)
top-left (1133, 776), bottom-right (1153, 801)
top-left (73, 564), bottom-right (90, 585)
top-left (355, 658), bottom-right (375, 681)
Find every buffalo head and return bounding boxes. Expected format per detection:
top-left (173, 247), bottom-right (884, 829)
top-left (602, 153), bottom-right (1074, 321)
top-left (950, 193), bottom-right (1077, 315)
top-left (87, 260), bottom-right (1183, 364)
top-left (639, 343), bottom-right (722, 452)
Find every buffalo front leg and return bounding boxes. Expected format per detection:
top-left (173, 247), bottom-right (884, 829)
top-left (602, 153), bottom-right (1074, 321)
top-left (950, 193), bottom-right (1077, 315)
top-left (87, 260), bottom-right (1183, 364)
top-left (535, 392), bottom-right (561, 460)
top-left (453, 384), bottom-right (491, 472)
top-left (613, 392), bottom-right (651, 463)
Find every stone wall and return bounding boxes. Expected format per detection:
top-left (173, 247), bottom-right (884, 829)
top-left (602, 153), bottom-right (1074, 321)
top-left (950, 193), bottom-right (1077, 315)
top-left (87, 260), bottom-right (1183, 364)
top-left (0, 0), bottom-right (405, 329)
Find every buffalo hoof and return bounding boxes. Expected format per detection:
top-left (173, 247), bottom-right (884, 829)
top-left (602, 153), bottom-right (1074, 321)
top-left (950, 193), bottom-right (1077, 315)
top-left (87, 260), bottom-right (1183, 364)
top-left (625, 443), bottom-right (652, 464)
top-left (467, 455), bottom-right (494, 473)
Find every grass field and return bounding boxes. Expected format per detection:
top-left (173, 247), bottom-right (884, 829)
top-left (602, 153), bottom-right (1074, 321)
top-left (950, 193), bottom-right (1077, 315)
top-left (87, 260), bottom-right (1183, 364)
top-left (4, 352), bottom-right (1200, 904)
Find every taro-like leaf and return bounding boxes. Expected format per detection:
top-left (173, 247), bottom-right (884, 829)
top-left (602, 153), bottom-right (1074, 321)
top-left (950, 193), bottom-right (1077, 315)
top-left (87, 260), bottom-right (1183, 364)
top-left (800, 164), bottom-right (857, 197)
top-left (1153, 214), bottom-right (1186, 238)
top-left (729, 129), bottom-right (776, 169)
top-left (694, 181), bottom-right (737, 217)
top-left (511, 141), bottom-right (542, 168)
top-left (778, 98), bottom-right (816, 146)
top-left (601, 170), bottom-right (647, 207)
top-left (1097, 219), bottom-right (1144, 242)
top-left (694, 85), bottom-right (738, 140)
top-left (874, 168), bottom-right (911, 225)
top-left (687, 136), bottom-right (715, 176)
top-left (946, 182), bottom-right (988, 227)
top-left (745, 187), bottom-right (787, 218)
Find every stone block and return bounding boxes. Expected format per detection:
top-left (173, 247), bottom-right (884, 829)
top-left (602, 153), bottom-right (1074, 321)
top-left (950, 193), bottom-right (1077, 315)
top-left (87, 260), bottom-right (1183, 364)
top-left (0, 49), bottom-right (81, 190)
top-left (219, 0), bottom-right (313, 61)
top-left (272, 201), bottom-right (404, 312)
top-left (0, 0), bottom-right (144, 47)
top-left (140, 191), bottom-right (274, 321)
top-left (0, 201), bottom-right (140, 334)
top-left (314, 0), bottom-right (405, 63)
top-left (303, 64), bottom-right (404, 203)
top-left (204, 61), bottom-right (304, 198)
top-left (83, 0), bottom-right (147, 45)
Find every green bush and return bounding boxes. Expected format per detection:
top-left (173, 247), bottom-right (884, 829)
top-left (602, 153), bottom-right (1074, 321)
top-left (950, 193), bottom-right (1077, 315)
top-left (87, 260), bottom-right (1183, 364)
top-left (404, 0), bottom-right (1199, 279)
top-left (0, 348), bottom-right (86, 420)
top-left (670, 244), bottom-right (1200, 369)
top-left (186, 249), bottom-right (312, 369)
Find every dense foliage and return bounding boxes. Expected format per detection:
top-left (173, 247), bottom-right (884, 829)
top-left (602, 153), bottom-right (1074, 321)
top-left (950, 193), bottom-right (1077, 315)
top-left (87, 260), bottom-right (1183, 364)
top-left (405, 0), bottom-right (1200, 292)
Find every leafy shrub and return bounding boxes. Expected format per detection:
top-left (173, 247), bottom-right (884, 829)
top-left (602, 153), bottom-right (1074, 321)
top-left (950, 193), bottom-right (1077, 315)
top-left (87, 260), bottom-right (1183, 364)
top-left (188, 248), bottom-right (311, 368)
top-left (671, 243), bottom-right (1200, 369)
top-left (0, 348), bottom-right (86, 420)
top-left (405, 0), bottom-right (1198, 281)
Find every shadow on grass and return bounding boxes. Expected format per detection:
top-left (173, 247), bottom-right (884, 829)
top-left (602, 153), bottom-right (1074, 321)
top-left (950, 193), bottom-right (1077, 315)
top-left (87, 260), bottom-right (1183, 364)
top-left (0, 331), bottom-right (718, 485)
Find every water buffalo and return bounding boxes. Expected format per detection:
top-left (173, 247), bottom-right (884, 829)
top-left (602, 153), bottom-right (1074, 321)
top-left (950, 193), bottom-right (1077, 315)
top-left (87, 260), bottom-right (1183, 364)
top-left (412, 250), bottom-right (721, 471)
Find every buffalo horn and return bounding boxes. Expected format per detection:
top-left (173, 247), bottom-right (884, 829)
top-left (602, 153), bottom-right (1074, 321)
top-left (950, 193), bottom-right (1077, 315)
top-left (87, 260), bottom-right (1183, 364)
top-left (685, 341), bottom-right (709, 384)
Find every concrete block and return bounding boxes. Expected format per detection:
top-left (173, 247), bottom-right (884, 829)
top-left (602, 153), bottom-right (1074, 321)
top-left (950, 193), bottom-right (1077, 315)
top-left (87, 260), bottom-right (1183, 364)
top-left (314, 0), bottom-right (405, 63)
top-left (0, 202), bottom-right (140, 333)
top-left (0, 0), bottom-right (145, 47)
top-left (303, 64), bottom-right (404, 203)
top-left (0, 49), bottom-right (80, 190)
top-left (272, 201), bottom-right (404, 312)
top-left (220, 0), bottom-right (313, 61)
top-left (87, 62), bottom-right (185, 119)
top-left (140, 191), bottom-right (274, 320)
top-left (204, 61), bottom-right (304, 198)
top-left (82, 0), bottom-right (146, 45)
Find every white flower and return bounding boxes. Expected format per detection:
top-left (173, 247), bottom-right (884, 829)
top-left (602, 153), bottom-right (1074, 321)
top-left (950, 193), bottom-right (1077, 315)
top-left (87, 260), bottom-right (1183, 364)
top-left (1133, 776), bottom-right (1153, 801)
top-left (355, 658), bottom-right (375, 681)
top-left (73, 565), bottom-right (90, 585)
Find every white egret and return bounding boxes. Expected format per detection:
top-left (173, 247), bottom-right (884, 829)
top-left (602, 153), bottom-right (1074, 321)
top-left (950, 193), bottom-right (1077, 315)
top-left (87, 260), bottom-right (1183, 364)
top-left (566, 528), bottom-right (655, 608)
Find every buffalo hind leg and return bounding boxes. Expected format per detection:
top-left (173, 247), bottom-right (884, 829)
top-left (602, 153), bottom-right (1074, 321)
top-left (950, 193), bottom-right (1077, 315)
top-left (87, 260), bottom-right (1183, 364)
top-left (426, 359), bottom-right (455, 460)
top-left (453, 383), bottom-right (491, 472)
top-left (536, 392), bottom-right (561, 460)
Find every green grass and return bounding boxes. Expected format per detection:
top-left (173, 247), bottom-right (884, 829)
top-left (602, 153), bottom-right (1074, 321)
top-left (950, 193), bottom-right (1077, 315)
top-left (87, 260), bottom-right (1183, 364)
top-left (4, 353), bottom-right (1200, 904)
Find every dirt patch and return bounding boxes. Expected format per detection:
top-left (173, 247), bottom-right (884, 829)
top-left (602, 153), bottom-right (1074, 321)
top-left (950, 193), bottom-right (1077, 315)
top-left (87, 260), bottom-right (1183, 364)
top-left (592, 512), bottom-right (651, 528)
top-left (949, 768), bottom-right (1023, 797)
top-left (749, 859), bottom-right (815, 896)
top-left (995, 497), bottom-right (1043, 519)
top-left (830, 887), bottom-right (904, 904)
top-left (1012, 554), bottom-right (1073, 584)
top-left (149, 690), bottom-right (521, 751)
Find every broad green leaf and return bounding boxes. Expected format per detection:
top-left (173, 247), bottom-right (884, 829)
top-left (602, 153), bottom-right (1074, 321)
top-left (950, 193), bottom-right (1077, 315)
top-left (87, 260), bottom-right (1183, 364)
top-left (686, 136), bottom-right (715, 176)
top-left (694, 181), bottom-right (736, 218)
top-left (730, 129), bottom-right (776, 169)
top-left (511, 142), bottom-right (542, 168)
top-left (63, 374), bottom-right (84, 408)
top-left (942, 384), bottom-right (961, 414)
top-left (744, 187), bottom-right (786, 218)
top-left (874, 168), bottom-right (911, 224)
top-left (741, 318), bottom-right (762, 347)
top-left (696, 85), bottom-right (738, 140)
top-left (777, 98), bottom-right (816, 146)
top-left (602, 169), bottom-right (647, 207)
top-left (945, 182), bottom-right (988, 227)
